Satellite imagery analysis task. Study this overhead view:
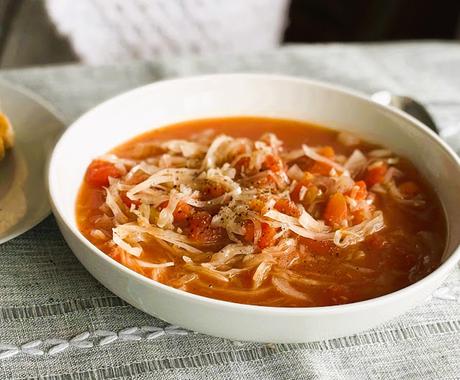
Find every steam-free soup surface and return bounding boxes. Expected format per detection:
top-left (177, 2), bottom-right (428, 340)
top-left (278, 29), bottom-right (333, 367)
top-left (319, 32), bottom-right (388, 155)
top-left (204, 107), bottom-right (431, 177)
top-left (76, 117), bottom-right (445, 307)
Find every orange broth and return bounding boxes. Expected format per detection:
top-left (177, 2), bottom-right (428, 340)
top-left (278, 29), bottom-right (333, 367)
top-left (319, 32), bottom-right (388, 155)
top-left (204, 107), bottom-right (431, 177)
top-left (76, 117), bottom-right (446, 307)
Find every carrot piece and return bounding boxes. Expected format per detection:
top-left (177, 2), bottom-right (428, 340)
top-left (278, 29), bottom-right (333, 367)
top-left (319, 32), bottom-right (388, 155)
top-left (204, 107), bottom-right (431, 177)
top-left (258, 223), bottom-right (277, 249)
top-left (85, 160), bottom-right (122, 187)
top-left (398, 181), bottom-right (420, 198)
top-left (274, 199), bottom-right (301, 217)
top-left (323, 193), bottom-right (348, 227)
top-left (364, 163), bottom-right (388, 187)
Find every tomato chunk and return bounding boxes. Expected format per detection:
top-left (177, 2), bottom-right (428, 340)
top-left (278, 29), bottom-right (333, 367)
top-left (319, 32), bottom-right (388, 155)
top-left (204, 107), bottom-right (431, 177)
top-left (274, 198), bottom-right (301, 217)
top-left (200, 181), bottom-right (227, 200)
top-left (258, 223), bottom-right (277, 249)
top-left (173, 201), bottom-right (194, 223)
top-left (323, 192), bottom-right (348, 227)
top-left (364, 163), bottom-right (388, 187)
top-left (85, 160), bottom-right (122, 187)
top-left (188, 211), bottom-right (225, 244)
top-left (243, 221), bottom-right (277, 249)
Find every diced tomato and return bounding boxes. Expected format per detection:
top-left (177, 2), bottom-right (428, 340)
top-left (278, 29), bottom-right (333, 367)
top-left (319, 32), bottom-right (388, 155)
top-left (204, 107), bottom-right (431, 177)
top-left (243, 221), bottom-right (277, 249)
top-left (85, 160), bottom-right (122, 187)
top-left (364, 163), bottom-right (388, 187)
top-left (158, 200), bottom-right (194, 223)
top-left (173, 201), bottom-right (194, 223)
top-left (274, 198), bottom-right (301, 217)
top-left (200, 181), bottom-right (226, 200)
top-left (188, 211), bottom-right (225, 244)
top-left (323, 192), bottom-right (348, 227)
top-left (398, 181), bottom-right (420, 198)
top-left (262, 154), bottom-right (282, 172)
top-left (258, 223), bottom-right (277, 249)
top-left (346, 180), bottom-right (367, 201)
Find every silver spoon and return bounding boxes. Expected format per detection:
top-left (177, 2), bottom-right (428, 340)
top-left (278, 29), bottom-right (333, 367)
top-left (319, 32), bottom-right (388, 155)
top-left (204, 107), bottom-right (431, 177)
top-left (371, 91), bottom-right (439, 134)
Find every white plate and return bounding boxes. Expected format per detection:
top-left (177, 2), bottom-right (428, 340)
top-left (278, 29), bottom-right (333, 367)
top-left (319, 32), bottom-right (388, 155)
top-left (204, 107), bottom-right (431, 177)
top-left (0, 80), bottom-right (64, 244)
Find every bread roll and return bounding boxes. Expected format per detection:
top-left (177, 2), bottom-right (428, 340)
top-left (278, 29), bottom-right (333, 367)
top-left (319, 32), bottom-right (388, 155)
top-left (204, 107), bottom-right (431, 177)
top-left (0, 112), bottom-right (14, 160)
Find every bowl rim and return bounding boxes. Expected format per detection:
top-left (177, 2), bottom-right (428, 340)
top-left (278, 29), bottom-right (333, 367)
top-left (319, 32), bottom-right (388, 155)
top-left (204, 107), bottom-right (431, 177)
top-left (48, 73), bottom-right (460, 316)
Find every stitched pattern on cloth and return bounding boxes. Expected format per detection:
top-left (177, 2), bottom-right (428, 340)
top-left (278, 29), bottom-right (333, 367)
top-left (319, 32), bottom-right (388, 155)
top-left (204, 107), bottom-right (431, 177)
top-left (1, 319), bottom-right (459, 360)
top-left (0, 325), bottom-right (190, 359)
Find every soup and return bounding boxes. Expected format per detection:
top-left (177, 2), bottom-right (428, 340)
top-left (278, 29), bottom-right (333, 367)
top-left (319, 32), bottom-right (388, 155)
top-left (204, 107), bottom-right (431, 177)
top-left (76, 117), bottom-right (446, 307)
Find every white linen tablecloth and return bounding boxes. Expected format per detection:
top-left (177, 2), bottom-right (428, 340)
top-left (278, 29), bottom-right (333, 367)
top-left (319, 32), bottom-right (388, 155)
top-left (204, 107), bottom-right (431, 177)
top-left (0, 42), bottom-right (459, 379)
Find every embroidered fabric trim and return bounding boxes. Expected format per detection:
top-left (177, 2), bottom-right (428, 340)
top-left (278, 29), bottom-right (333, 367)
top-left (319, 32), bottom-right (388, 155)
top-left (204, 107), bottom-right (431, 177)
top-left (0, 325), bottom-right (191, 359)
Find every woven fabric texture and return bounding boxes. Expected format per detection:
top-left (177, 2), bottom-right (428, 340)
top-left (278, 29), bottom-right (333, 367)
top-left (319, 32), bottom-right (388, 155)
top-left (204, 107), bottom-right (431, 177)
top-left (0, 42), bottom-right (459, 379)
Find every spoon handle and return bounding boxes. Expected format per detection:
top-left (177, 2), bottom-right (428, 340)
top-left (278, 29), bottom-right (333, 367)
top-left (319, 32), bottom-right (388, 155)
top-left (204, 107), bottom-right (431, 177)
top-left (371, 91), bottom-right (439, 134)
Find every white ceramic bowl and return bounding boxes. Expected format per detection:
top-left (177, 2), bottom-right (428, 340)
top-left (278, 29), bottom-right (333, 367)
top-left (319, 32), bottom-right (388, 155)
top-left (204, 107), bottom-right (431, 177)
top-left (48, 74), bottom-right (460, 343)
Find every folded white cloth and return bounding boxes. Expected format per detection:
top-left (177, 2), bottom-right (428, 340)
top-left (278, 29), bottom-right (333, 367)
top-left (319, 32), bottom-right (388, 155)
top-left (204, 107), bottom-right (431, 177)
top-left (45, 0), bottom-right (289, 64)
